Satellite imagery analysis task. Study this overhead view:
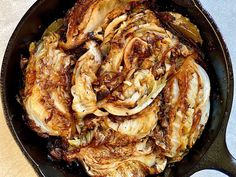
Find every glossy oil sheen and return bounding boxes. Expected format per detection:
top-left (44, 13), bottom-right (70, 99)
top-left (0, 0), bottom-right (235, 177)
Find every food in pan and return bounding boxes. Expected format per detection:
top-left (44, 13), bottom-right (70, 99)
top-left (20, 0), bottom-right (210, 176)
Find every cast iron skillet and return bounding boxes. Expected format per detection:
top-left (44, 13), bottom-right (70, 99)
top-left (1, 0), bottom-right (235, 176)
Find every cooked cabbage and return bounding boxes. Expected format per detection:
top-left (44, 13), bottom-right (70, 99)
top-left (105, 102), bottom-right (159, 139)
top-left (65, 143), bottom-right (167, 176)
top-left (99, 70), bottom-right (166, 116)
top-left (155, 58), bottom-right (210, 162)
top-left (22, 0), bottom-right (210, 176)
top-left (61, 0), bottom-right (141, 49)
top-left (71, 41), bottom-right (102, 119)
top-left (23, 33), bottom-right (74, 137)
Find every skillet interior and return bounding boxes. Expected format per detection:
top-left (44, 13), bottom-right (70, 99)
top-left (0, 0), bottom-right (234, 177)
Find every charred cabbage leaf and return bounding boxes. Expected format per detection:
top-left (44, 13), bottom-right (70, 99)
top-left (23, 33), bottom-right (75, 137)
top-left (154, 58), bottom-right (210, 162)
top-left (71, 41), bottom-right (103, 119)
top-left (61, 0), bottom-right (141, 49)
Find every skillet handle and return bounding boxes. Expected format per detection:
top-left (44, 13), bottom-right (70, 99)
top-left (189, 123), bottom-right (236, 176)
top-left (184, 110), bottom-right (236, 177)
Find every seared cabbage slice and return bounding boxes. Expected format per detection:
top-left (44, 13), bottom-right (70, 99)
top-left (71, 41), bottom-right (103, 119)
top-left (61, 0), bottom-right (141, 49)
top-left (188, 63), bottom-right (210, 148)
top-left (65, 143), bottom-right (167, 176)
top-left (156, 58), bottom-right (210, 162)
top-left (100, 70), bottom-right (166, 116)
top-left (23, 33), bottom-right (74, 137)
top-left (105, 101), bottom-right (159, 138)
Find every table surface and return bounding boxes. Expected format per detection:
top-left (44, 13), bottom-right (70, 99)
top-left (0, 1), bottom-right (235, 177)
